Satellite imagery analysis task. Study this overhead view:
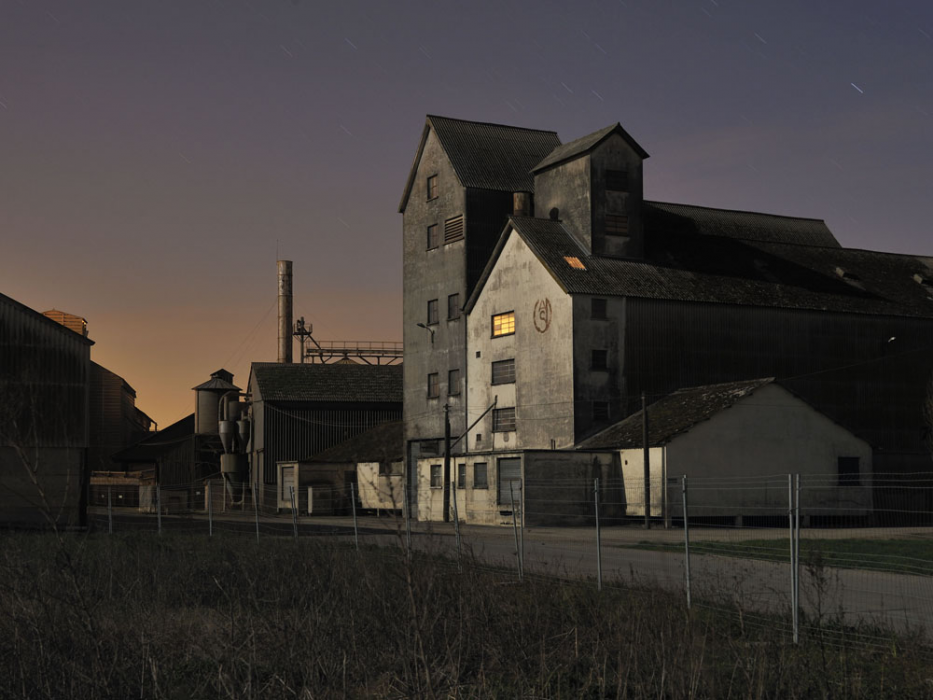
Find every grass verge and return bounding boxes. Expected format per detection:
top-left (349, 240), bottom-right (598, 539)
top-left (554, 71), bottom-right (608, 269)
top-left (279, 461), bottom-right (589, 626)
top-left (625, 538), bottom-right (933, 576)
top-left (0, 532), bottom-right (931, 698)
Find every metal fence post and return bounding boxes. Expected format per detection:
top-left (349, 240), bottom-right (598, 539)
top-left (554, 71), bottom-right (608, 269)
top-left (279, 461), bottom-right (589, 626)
top-left (156, 485), bottom-right (162, 536)
top-left (682, 475), bottom-right (691, 609)
top-left (794, 473), bottom-right (801, 645)
top-left (208, 480), bottom-right (213, 538)
top-left (451, 476), bottom-right (463, 573)
top-left (788, 473), bottom-right (797, 643)
top-left (107, 485), bottom-right (113, 535)
top-left (289, 485), bottom-right (298, 539)
top-left (350, 483), bottom-right (360, 551)
top-left (253, 480), bottom-right (260, 543)
top-left (510, 483), bottom-right (522, 580)
top-left (594, 478), bottom-right (602, 592)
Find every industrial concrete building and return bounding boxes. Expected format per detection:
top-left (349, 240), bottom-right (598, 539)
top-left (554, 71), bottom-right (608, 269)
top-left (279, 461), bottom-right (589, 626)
top-left (401, 115), bottom-right (933, 524)
top-left (0, 293), bottom-right (93, 527)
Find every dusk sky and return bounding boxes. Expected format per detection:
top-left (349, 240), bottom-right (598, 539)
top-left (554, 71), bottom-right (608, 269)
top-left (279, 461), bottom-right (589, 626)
top-left (2, 0), bottom-right (931, 427)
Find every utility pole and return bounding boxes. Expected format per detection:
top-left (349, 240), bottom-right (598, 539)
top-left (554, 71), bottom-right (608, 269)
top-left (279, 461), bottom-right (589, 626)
top-left (443, 403), bottom-right (451, 523)
top-left (643, 391), bottom-right (650, 529)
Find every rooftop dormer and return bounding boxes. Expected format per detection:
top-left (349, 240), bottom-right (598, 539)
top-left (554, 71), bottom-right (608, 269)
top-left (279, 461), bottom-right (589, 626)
top-left (531, 123), bottom-right (649, 258)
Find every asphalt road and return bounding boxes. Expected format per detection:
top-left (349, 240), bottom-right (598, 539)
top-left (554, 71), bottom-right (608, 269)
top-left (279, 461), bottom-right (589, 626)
top-left (88, 508), bottom-right (933, 642)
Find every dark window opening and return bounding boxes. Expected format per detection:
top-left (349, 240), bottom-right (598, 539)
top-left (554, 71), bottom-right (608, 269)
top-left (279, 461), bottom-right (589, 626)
top-left (427, 373), bottom-right (439, 399)
top-left (426, 224), bottom-right (439, 250)
top-left (447, 293), bottom-right (460, 320)
top-left (474, 463), bottom-right (488, 489)
top-left (427, 299), bottom-right (438, 325)
top-left (457, 464), bottom-right (466, 490)
top-left (592, 349), bottom-right (608, 371)
top-left (593, 402), bottom-right (610, 421)
top-left (838, 457), bottom-right (860, 486)
top-left (427, 175), bottom-right (438, 200)
top-left (491, 358), bottom-right (516, 385)
top-left (448, 369), bottom-right (460, 396)
top-left (591, 298), bottom-right (607, 319)
top-left (493, 407), bottom-right (516, 432)
top-left (606, 169), bottom-right (628, 191)
top-left (606, 214), bottom-right (629, 236)
top-left (430, 464), bottom-right (442, 488)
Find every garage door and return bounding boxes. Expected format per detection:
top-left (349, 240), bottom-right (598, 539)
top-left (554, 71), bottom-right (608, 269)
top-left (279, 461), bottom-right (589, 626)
top-left (497, 458), bottom-right (521, 507)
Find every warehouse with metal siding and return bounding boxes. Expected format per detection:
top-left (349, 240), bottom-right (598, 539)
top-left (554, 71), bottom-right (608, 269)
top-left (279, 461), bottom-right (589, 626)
top-left (0, 292), bottom-right (92, 527)
top-left (248, 363), bottom-right (403, 504)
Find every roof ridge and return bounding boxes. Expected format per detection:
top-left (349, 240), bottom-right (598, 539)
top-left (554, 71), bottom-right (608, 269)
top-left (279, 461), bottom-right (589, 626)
top-left (427, 114), bottom-right (558, 135)
top-left (669, 377), bottom-right (775, 394)
top-left (645, 200), bottom-right (827, 225)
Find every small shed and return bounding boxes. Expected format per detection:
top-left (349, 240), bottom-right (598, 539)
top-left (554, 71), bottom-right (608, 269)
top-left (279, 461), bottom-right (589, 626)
top-left (577, 378), bottom-right (874, 525)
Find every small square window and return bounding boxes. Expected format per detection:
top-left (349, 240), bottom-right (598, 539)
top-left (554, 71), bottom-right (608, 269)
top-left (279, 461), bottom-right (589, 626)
top-left (493, 407), bottom-right (516, 432)
top-left (592, 298), bottom-right (607, 319)
top-left (476, 433), bottom-right (482, 444)
top-left (606, 214), bottom-right (629, 235)
top-left (592, 349), bottom-right (608, 371)
top-left (593, 402), bottom-right (610, 421)
top-left (838, 457), bottom-right (860, 486)
top-left (427, 224), bottom-right (439, 250)
top-left (430, 464), bottom-right (442, 488)
top-left (427, 373), bottom-right (439, 399)
top-left (492, 311), bottom-right (515, 337)
top-left (448, 293), bottom-right (460, 320)
top-left (491, 359), bottom-right (516, 385)
top-left (427, 299), bottom-right (438, 325)
top-left (457, 464), bottom-right (466, 489)
top-left (448, 369), bottom-right (460, 396)
top-left (473, 463), bottom-right (488, 489)
top-left (427, 175), bottom-right (438, 200)
top-left (606, 169), bottom-right (628, 191)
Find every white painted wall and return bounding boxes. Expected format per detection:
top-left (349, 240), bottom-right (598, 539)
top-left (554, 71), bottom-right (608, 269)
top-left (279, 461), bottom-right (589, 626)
top-left (467, 229), bottom-right (575, 452)
top-left (357, 461), bottom-right (404, 512)
top-left (620, 384), bottom-right (872, 518)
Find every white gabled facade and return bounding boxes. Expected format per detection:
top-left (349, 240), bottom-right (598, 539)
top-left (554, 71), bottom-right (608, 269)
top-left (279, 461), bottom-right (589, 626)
top-left (466, 225), bottom-right (575, 452)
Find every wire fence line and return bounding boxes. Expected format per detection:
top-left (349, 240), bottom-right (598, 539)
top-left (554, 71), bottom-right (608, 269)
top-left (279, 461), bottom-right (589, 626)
top-left (86, 471), bottom-right (933, 652)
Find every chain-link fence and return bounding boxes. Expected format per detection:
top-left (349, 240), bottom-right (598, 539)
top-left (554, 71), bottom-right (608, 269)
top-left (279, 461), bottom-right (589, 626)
top-left (86, 471), bottom-right (933, 651)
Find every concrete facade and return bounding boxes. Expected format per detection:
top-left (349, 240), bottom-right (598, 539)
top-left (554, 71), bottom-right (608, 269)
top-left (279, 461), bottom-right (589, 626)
top-left (467, 229), bottom-right (575, 451)
top-left (415, 449), bottom-right (619, 526)
top-left (401, 126), bottom-right (469, 455)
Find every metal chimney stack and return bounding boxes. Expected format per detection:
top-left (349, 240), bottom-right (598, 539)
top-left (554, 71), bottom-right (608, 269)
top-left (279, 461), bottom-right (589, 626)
top-left (277, 260), bottom-right (293, 363)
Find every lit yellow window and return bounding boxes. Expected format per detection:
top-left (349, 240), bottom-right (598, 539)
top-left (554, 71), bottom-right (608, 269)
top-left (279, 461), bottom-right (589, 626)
top-left (492, 311), bottom-right (515, 337)
top-left (564, 256), bottom-right (586, 270)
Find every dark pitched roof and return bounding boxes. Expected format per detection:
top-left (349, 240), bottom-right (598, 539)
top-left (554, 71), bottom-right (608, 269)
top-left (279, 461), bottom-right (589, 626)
top-left (466, 214), bottom-right (933, 319)
top-left (305, 420), bottom-right (403, 463)
top-left (112, 414), bottom-right (194, 463)
top-left (250, 362), bottom-right (403, 403)
top-left (399, 115), bottom-right (560, 211)
top-left (0, 292), bottom-right (94, 346)
top-left (576, 379), bottom-right (775, 449)
top-left (532, 122), bottom-right (649, 173)
top-left (192, 368), bottom-right (239, 392)
top-left (644, 201), bottom-right (840, 248)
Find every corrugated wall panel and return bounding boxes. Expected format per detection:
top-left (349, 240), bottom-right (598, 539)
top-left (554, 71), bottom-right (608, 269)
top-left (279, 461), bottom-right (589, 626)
top-left (623, 299), bottom-right (933, 459)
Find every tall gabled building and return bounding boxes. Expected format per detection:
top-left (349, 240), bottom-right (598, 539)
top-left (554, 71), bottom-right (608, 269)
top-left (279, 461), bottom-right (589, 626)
top-left (402, 115), bottom-right (933, 522)
top-left (399, 115), bottom-right (561, 479)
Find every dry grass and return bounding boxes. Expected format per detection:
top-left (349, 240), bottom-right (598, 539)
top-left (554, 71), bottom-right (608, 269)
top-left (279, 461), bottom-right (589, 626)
top-left (0, 531), bottom-right (931, 699)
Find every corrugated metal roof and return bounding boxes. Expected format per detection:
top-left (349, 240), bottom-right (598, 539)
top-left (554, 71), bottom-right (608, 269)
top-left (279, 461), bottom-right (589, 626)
top-left (531, 122), bottom-right (649, 173)
top-left (112, 414), bottom-right (194, 462)
top-left (250, 362), bottom-right (403, 403)
top-left (425, 115), bottom-right (560, 194)
top-left (472, 216), bottom-right (933, 319)
top-left (304, 420), bottom-right (403, 463)
top-left (576, 379), bottom-right (775, 449)
top-left (644, 201), bottom-right (840, 247)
